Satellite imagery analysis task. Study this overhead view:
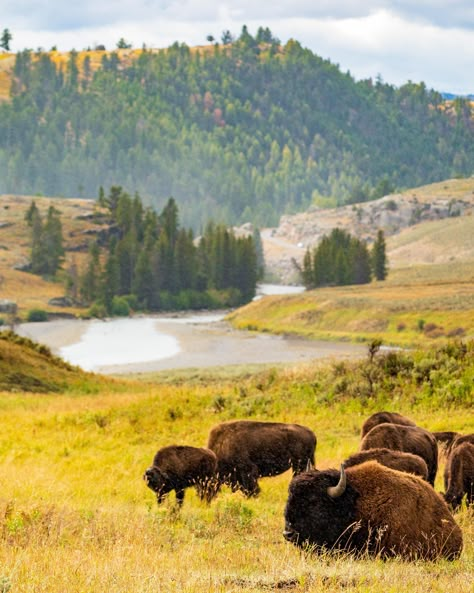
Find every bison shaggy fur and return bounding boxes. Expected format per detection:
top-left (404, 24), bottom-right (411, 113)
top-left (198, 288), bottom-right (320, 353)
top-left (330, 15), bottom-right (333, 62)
top-left (283, 461), bottom-right (463, 560)
top-left (360, 423), bottom-right (438, 485)
top-left (361, 411), bottom-right (416, 438)
top-left (444, 442), bottom-right (474, 510)
top-left (343, 448), bottom-right (428, 481)
top-left (207, 420), bottom-right (316, 497)
top-left (143, 445), bottom-right (217, 506)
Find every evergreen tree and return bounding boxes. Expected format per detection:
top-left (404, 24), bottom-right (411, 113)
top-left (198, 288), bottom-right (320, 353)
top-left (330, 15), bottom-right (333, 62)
top-left (372, 229), bottom-right (388, 280)
top-left (0, 28), bottom-right (12, 51)
top-left (42, 205), bottom-right (65, 275)
top-left (80, 242), bottom-right (102, 304)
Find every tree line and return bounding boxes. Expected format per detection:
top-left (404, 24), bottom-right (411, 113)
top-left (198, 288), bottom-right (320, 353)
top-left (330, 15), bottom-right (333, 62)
top-left (301, 228), bottom-right (387, 288)
top-left (1, 27), bottom-right (473, 230)
top-left (26, 189), bottom-right (262, 315)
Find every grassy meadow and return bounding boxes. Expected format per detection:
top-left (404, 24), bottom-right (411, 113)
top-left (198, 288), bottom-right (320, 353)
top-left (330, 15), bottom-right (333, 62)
top-left (0, 334), bottom-right (472, 592)
top-left (228, 260), bottom-right (474, 349)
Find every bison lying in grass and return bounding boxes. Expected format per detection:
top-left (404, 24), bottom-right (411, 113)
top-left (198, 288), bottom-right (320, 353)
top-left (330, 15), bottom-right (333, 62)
top-left (444, 442), bottom-right (474, 510)
top-left (360, 423), bottom-right (438, 485)
top-left (283, 461), bottom-right (463, 560)
top-left (143, 445), bottom-right (217, 506)
top-left (343, 448), bottom-right (428, 481)
top-left (207, 420), bottom-right (316, 498)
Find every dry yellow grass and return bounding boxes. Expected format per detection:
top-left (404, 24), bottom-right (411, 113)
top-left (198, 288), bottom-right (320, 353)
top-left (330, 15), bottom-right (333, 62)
top-left (0, 353), bottom-right (472, 593)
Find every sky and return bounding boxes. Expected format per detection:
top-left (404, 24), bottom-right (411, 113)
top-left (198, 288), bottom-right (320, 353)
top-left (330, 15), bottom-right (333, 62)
top-left (2, 1), bottom-right (473, 95)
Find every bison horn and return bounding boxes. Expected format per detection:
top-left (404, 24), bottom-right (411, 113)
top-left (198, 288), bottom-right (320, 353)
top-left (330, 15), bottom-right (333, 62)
top-left (327, 464), bottom-right (346, 498)
top-left (305, 459), bottom-right (314, 472)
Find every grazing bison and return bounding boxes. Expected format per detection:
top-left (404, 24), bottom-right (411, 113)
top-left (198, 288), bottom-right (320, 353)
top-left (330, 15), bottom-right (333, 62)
top-left (434, 431), bottom-right (474, 458)
top-left (360, 423), bottom-right (438, 485)
top-left (343, 448), bottom-right (429, 481)
top-left (143, 445), bottom-right (217, 506)
top-left (207, 420), bottom-right (316, 497)
top-left (444, 442), bottom-right (474, 510)
top-left (361, 411), bottom-right (416, 438)
top-left (283, 461), bottom-right (463, 560)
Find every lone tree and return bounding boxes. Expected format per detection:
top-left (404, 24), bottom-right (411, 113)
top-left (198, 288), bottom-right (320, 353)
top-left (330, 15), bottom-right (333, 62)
top-left (0, 28), bottom-right (12, 51)
top-left (371, 229), bottom-right (388, 281)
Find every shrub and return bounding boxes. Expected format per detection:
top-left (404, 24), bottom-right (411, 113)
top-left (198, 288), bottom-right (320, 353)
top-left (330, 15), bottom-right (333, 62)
top-left (110, 296), bottom-right (130, 317)
top-left (417, 319), bottom-right (425, 331)
top-left (26, 309), bottom-right (48, 322)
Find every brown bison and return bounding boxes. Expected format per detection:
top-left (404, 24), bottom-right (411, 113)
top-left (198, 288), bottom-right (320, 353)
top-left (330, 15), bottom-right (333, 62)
top-left (207, 420), bottom-right (316, 497)
top-left (433, 432), bottom-right (474, 457)
top-left (283, 461), bottom-right (463, 560)
top-left (143, 445), bottom-right (217, 506)
top-left (361, 411), bottom-right (416, 438)
top-left (343, 448), bottom-right (429, 481)
top-left (360, 423), bottom-right (438, 485)
top-left (443, 442), bottom-right (474, 510)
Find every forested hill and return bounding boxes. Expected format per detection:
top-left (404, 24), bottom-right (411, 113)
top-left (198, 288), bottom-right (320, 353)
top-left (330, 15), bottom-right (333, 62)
top-left (0, 30), bottom-right (473, 229)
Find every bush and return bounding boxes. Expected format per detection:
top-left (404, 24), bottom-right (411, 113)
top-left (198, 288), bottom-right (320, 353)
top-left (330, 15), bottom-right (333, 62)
top-left (26, 309), bottom-right (48, 322)
top-left (110, 296), bottom-right (130, 317)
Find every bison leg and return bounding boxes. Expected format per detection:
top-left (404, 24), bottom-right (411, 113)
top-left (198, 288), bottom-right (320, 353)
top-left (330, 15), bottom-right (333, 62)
top-left (175, 489), bottom-right (185, 506)
top-left (240, 466), bottom-right (260, 497)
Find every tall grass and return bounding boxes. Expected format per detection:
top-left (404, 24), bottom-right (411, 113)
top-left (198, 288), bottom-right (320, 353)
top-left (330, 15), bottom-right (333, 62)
top-left (0, 342), bottom-right (472, 591)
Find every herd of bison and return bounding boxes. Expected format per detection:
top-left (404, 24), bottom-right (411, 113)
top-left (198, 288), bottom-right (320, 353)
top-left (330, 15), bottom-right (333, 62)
top-left (143, 411), bottom-right (473, 561)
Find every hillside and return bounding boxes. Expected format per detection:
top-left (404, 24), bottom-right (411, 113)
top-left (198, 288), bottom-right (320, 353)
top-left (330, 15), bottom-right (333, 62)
top-left (0, 34), bottom-right (473, 230)
top-left (0, 330), bottom-right (109, 392)
top-left (262, 178), bottom-right (474, 282)
top-left (0, 195), bottom-right (100, 317)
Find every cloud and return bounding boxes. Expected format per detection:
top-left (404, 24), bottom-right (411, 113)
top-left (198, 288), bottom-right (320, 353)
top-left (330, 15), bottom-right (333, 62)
top-left (3, 2), bottom-right (474, 94)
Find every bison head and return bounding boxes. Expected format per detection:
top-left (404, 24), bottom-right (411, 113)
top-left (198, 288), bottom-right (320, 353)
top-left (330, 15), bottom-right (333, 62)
top-left (143, 466), bottom-right (170, 503)
top-left (283, 465), bottom-right (362, 552)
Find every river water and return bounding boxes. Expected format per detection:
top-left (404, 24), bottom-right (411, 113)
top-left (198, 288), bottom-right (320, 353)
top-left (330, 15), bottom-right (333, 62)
top-left (16, 285), bottom-right (367, 374)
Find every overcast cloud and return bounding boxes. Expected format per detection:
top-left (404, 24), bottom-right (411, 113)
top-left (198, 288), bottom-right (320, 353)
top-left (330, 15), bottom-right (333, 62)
top-left (2, 1), bottom-right (473, 94)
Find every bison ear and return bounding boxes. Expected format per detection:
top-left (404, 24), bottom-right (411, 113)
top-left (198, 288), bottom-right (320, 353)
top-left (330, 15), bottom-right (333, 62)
top-left (327, 464), bottom-right (347, 498)
top-left (305, 459), bottom-right (315, 472)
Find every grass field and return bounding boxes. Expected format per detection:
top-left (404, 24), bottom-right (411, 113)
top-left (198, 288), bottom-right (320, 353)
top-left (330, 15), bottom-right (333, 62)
top-left (0, 337), bottom-right (472, 592)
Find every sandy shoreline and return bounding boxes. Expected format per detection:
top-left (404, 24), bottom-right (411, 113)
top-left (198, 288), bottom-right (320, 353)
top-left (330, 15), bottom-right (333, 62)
top-left (16, 315), bottom-right (367, 374)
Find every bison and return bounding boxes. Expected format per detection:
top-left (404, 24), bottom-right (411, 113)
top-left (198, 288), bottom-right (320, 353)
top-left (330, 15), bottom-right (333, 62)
top-left (207, 420), bottom-right (316, 497)
top-left (283, 461), bottom-right (463, 560)
top-left (360, 423), bottom-right (438, 485)
top-left (443, 442), bottom-right (474, 510)
top-left (143, 445), bottom-right (217, 506)
top-left (343, 448), bottom-right (428, 481)
top-left (361, 411), bottom-right (416, 438)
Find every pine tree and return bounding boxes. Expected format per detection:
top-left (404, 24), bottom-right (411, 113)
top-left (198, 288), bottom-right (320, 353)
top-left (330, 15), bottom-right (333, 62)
top-left (80, 242), bottom-right (102, 304)
top-left (372, 230), bottom-right (388, 280)
top-left (42, 205), bottom-right (65, 275)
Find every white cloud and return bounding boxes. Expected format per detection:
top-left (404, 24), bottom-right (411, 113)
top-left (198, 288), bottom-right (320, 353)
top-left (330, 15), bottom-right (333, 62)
top-left (3, 2), bottom-right (474, 94)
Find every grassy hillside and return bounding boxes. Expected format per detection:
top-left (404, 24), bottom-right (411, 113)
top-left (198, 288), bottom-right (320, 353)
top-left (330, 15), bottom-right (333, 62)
top-left (228, 262), bottom-right (474, 348)
top-left (0, 339), bottom-right (472, 591)
top-left (0, 331), bottom-right (112, 393)
top-left (0, 195), bottom-right (101, 317)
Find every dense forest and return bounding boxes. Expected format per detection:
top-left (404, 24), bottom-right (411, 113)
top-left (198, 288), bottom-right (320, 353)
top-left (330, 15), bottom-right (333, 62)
top-left (63, 188), bottom-right (260, 314)
top-left (0, 27), bottom-right (473, 229)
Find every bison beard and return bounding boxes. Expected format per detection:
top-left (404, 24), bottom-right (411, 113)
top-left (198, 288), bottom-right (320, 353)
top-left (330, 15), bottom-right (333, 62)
top-left (283, 461), bottom-right (463, 560)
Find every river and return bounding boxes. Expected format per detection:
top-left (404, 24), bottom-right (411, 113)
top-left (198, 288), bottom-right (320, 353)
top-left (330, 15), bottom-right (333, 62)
top-left (16, 285), bottom-right (367, 374)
